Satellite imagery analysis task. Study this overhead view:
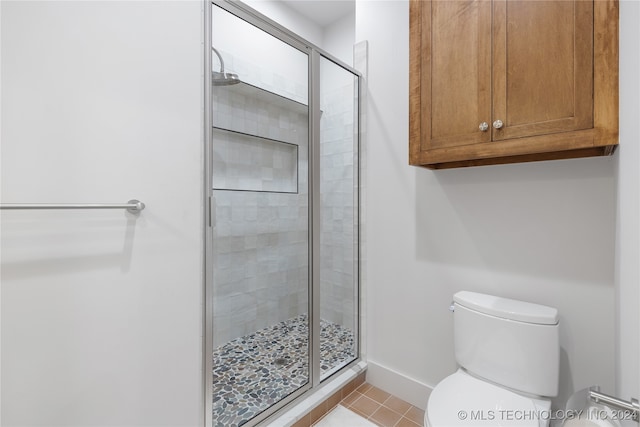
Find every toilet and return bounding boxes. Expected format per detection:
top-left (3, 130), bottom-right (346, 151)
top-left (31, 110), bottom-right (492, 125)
top-left (426, 291), bottom-right (560, 427)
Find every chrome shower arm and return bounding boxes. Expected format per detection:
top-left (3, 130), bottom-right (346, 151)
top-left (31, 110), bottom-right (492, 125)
top-left (210, 46), bottom-right (240, 86)
top-left (212, 47), bottom-right (225, 73)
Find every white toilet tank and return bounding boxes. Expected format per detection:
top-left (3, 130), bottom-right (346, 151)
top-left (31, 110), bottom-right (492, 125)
top-left (453, 291), bottom-right (560, 397)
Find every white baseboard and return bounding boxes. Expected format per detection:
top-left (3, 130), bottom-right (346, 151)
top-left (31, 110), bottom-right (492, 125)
top-left (365, 361), bottom-right (434, 410)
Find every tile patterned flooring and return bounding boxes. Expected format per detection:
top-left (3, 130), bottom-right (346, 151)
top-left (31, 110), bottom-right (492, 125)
top-left (314, 383), bottom-right (425, 427)
top-left (212, 315), bottom-right (356, 427)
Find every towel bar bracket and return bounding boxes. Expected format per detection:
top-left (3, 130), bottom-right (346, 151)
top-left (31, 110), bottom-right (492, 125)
top-left (125, 199), bottom-right (146, 214)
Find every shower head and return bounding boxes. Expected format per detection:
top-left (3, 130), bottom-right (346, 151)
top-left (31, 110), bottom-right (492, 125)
top-left (212, 47), bottom-right (240, 86)
top-left (212, 70), bottom-right (240, 86)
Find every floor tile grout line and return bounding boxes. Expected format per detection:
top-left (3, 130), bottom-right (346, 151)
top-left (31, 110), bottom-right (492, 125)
top-left (338, 383), bottom-right (424, 427)
top-left (360, 384), bottom-right (414, 416)
top-left (371, 407), bottom-right (401, 427)
top-left (344, 389), bottom-right (363, 402)
top-left (356, 395), bottom-right (381, 423)
top-left (380, 395), bottom-right (412, 418)
top-left (391, 415), bottom-right (411, 427)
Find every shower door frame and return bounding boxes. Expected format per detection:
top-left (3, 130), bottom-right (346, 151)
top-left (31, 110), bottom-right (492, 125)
top-left (204, 1), bottom-right (362, 426)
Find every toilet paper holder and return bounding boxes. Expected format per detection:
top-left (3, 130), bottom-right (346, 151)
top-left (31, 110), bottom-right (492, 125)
top-left (589, 387), bottom-right (639, 422)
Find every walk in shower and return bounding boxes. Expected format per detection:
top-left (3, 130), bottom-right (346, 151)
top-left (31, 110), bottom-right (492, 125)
top-left (205, 2), bottom-right (361, 426)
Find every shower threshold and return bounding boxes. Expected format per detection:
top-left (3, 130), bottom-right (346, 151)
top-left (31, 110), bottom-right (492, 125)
top-left (212, 314), bottom-right (355, 427)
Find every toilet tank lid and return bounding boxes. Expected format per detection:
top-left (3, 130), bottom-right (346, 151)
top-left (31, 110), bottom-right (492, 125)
top-left (453, 291), bottom-right (559, 325)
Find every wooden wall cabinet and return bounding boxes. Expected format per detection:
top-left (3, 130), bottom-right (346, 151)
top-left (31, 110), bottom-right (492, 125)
top-left (409, 0), bottom-right (619, 169)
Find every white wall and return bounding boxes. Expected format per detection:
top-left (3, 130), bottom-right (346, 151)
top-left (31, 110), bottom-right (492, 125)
top-left (616, 0), bottom-right (640, 404)
top-left (242, 0), bottom-right (354, 67)
top-left (356, 0), bottom-right (628, 411)
top-left (243, 0), bottom-right (323, 48)
top-left (0, 1), bottom-right (4, 420)
top-left (322, 11), bottom-right (355, 67)
top-left (1, 1), bottom-right (203, 425)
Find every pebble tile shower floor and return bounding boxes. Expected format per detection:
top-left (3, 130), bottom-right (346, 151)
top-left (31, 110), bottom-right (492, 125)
top-left (212, 314), bottom-right (356, 427)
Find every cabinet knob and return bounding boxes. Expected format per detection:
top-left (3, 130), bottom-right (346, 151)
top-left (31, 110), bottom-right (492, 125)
top-left (493, 120), bottom-right (503, 129)
top-left (479, 122), bottom-right (489, 132)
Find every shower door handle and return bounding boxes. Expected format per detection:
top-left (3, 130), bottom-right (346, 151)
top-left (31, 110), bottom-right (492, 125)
top-left (210, 196), bottom-right (216, 228)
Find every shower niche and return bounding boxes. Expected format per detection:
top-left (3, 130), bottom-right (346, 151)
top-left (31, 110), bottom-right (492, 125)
top-left (212, 82), bottom-right (305, 194)
top-left (207, 2), bottom-right (361, 427)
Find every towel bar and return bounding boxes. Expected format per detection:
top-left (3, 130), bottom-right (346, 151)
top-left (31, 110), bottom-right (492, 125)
top-left (0, 199), bottom-right (146, 214)
top-left (590, 389), bottom-right (639, 421)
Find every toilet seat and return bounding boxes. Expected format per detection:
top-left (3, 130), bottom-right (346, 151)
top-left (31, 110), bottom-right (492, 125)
top-left (426, 370), bottom-right (545, 427)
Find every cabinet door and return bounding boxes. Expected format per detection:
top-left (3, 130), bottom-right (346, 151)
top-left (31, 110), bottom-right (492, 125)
top-left (412, 0), bottom-right (492, 153)
top-left (492, 0), bottom-right (593, 141)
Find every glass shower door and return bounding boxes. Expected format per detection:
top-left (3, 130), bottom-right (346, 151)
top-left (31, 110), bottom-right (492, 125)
top-left (210, 4), bottom-right (311, 426)
top-left (318, 56), bottom-right (359, 381)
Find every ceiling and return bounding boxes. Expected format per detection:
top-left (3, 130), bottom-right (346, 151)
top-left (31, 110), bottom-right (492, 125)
top-left (279, 0), bottom-right (355, 27)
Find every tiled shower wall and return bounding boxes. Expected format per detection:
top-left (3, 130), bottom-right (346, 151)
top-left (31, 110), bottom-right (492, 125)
top-left (212, 189), bottom-right (309, 347)
top-left (212, 53), bottom-right (309, 347)
top-left (212, 50), bottom-right (357, 347)
top-left (320, 80), bottom-right (357, 331)
top-left (219, 48), bottom-right (307, 105)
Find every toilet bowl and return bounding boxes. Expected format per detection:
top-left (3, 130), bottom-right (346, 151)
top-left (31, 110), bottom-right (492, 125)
top-left (425, 369), bottom-right (552, 427)
top-left (425, 291), bottom-right (560, 427)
